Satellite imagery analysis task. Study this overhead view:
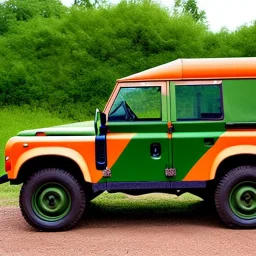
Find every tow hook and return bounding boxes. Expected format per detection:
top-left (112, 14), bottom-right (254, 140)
top-left (0, 174), bottom-right (9, 185)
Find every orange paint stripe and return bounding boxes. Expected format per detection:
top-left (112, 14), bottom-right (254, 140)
top-left (5, 136), bottom-right (104, 183)
top-left (107, 133), bottom-right (136, 169)
top-left (183, 131), bottom-right (256, 181)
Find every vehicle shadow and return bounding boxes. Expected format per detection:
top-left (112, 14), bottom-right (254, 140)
top-left (79, 193), bottom-right (223, 229)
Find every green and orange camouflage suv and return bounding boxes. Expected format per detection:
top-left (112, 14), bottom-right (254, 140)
top-left (1, 57), bottom-right (256, 231)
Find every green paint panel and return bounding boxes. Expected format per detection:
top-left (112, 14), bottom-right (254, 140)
top-left (17, 121), bottom-right (95, 136)
top-left (108, 121), bottom-right (167, 133)
top-left (108, 132), bottom-right (170, 182)
top-left (172, 122), bottom-right (224, 181)
top-left (223, 80), bottom-right (256, 122)
top-left (173, 121), bottom-right (226, 132)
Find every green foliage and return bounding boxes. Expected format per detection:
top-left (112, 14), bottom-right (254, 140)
top-left (0, 0), bottom-right (208, 120)
top-left (74, 0), bottom-right (108, 8)
top-left (228, 22), bottom-right (256, 57)
top-left (0, 0), bottom-right (66, 35)
top-left (4, 0), bottom-right (66, 20)
top-left (0, 0), bottom-right (255, 121)
top-left (174, 0), bottom-right (207, 24)
top-left (0, 3), bottom-right (15, 35)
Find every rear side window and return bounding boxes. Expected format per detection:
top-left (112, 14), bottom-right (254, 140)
top-left (176, 84), bottom-right (223, 121)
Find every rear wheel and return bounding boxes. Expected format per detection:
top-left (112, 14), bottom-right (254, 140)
top-left (20, 168), bottom-right (86, 231)
top-left (215, 166), bottom-right (256, 228)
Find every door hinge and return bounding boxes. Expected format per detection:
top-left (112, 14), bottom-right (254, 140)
top-left (165, 168), bottom-right (176, 177)
top-left (168, 126), bottom-right (174, 133)
top-left (103, 167), bottom-right (111, 178)
top-left (167, 122), bottom-right (174, 134)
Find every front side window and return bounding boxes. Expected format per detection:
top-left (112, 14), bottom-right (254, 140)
top-left (108, 87), bottom-right (161, 121)
top-left (176, 84), bottom-right (223, 121)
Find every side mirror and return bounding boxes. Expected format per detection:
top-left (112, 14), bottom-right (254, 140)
top-left (94, 109), bottom-right (107, 135)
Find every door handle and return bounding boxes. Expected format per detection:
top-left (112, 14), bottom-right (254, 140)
top-left (150, 143), bottom-right (161, 159)
top-left (204, 138), bottom-right (215, 147)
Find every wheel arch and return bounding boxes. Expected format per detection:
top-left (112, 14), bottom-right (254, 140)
top-left (211, 145), bottom-right (256, 181)
top-left (12, 147), bottom-right (91, 183)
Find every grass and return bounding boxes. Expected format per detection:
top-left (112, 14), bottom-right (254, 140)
top-left (0, 183), bottom-right (21, 206)
top-left (90, 192), bottom-right (202, 216)
top-left (0, 181), bottom-right (202, 217)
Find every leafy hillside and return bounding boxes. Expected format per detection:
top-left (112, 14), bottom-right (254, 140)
top-left (0, 0), bottom-right (256, 120)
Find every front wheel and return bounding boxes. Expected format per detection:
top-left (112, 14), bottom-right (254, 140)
top-left (215, 166), bottom-right (256, 228)
top-left (20, 168), bottom-right (86, 231)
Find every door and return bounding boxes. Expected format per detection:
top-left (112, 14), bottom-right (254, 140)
top-left (104, 81), bottom-right (172, 183)
top-left (170, 81), bottom-right (226, 181)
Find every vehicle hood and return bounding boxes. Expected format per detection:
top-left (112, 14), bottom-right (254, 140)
top-left (17, 120), bottom-right (95, 136)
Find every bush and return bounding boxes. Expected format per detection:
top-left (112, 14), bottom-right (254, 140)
top-left (0, 0), bottom-right (255, 120)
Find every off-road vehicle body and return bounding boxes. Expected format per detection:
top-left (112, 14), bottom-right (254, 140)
top-left (2, 57), bottom-right (256, 231)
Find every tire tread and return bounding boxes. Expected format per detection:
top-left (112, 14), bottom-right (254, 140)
top-left (19, 168), bottom-right (86, 231)
top-left (215, 165), bottom-right (256, 229)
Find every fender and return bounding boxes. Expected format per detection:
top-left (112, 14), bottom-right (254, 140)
top-left (10, 147), bottom-right (91, 182)
top-left (210, 145), bottom-right (256, 179)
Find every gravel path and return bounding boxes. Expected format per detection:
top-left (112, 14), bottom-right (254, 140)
top-left (0, 206), bottom-right (255, 256)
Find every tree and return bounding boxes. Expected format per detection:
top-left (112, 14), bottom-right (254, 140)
top-left (1, 0), bottom-right (66, 22)
top-left (174, 0), bottom-right (207, 24)
top-left (74, 0), bottom-right (107, 8)
top-left (0, 3), bottom-right (16, 35)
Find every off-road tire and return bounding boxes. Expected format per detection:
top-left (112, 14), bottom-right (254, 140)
top-left (20, 168), bottom-right (86, 231)
top-left (215, 166), bottom-right (256, 228)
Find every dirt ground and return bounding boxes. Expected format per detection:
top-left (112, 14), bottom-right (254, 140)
top-left (0, 204), bottom-right (255, 256)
